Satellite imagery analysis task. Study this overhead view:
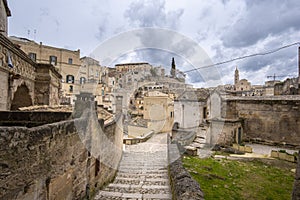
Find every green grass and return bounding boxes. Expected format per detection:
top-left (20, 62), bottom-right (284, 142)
top-left (183, 156), bottom-right (295, 200)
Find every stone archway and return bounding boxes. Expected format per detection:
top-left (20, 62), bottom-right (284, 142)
top-left (172, 122), bottom-right (180, 130)
top-left (11, 84), bottom-right (32, 110)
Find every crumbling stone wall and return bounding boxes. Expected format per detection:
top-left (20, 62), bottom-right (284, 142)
top-left (223, 97), bottom-right (300, 146)
top-left (0, 113), bottom-right (123, 199)
top-left (292, 151), bottom-right (300, 200)
top-left (0, 111), bottom-right (72, 127)
top-left (168, 142), bottom-right (204, 200)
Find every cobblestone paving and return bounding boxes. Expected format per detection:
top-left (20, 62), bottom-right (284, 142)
top-left (94, 133), bottom-right (172, 200)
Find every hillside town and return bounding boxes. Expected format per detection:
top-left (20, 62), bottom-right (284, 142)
top-left (0, 0), bottom-right (300, 200)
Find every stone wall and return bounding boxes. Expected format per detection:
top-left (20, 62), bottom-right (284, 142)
top-left (223, 96), bottom-right (300, 146)
top-left (35, 64), bottom-right (62, 106)
top-left (0, 111), bottom-right (72, 127)
top-left (292, 151), bottom-right (300, 200)
top-left (168, 142), bottom-right (204, 200)
top-left (0, 112), bottom-right (123, 199)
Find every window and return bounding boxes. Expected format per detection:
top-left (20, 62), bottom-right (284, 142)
top-left (69, 85), bottom-right (73, 92)
top-left (170, 111), bottom-right (173, 118)
top-left (28, 52), bottom-right (36, 62)
top-left (68, 58), bottom-right (73, 64)
top-left (80, 77), bottom-right (86, 84)
top-left (49, 56), bottom-right (57, 65)
top-left (66, 75), bottom-right (74, 83)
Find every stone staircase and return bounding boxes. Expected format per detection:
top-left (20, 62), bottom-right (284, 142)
top-left (94, 133), bottom-right (172, 200)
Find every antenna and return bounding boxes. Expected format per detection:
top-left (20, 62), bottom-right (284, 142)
top-left (34, 29), bottom-right (37, 41)
top-left (266, 74), bottom-right (294, 81)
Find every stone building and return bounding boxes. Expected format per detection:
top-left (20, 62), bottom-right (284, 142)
top-left (234, 67), bottom-right (251, 93)
top-left (0, 34), bottom-right (36, 110)
top-left (274, 78), bottom-right (299, 95)
top-left (9, 36), bottom-right (81, 104)
top-left (174, 89), bottom-right (208, 129)
top-left (115, 62), bottom-right (152, 73)
top-left (143, 90), bottom-right (174, 133)
top-left (0, 1), bottom-right (61, 110)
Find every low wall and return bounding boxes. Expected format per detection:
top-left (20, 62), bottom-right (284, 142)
top-left (168, 142), bottom-right (204, 200)
top-left (127, 124), bottom-right (152, 138)
top-left (172, 129), bottom-right (196, 146)
top-left (0, 112), bottom-right (123, 199)
top-left (292, 151), bottom-right (300, 200)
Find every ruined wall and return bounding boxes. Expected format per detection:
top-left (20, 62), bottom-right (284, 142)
top-left (292, 151), bottom-right (300, 200)
top-left (35, 64), bottom-right (61, 106)
top-left (207, 119), bottom-right (242, 146)
top-left (0, 111), bottom-right (72, 127)
top-left (0, 114), bottom-right (123, 199)
top-left (224, 97), bottom-right (300, 146)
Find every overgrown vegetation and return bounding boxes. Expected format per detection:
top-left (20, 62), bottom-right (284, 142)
top-left (183, 156), bottom-right (295, 200)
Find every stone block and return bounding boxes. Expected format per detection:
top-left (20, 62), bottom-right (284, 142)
top-left (238, 146), bottom-right (245, 152)
top-left (244, 146), bottom-right (253, 153)
top-left (232, 143), bottom-right (239, 150)
top-left (285, 154), bottom-right (296, 163)
top-left (279, 152), bottom-right (286, 160)
top-left (271, 150), bottom-right (279, 158)
top-left (184, 146), bottom-right (198, 156)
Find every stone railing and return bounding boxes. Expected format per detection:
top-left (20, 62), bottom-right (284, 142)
top-left (167, 136), bottom-right (204, 200)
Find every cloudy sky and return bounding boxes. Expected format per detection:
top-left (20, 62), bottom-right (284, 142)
top-left (7, 0), bottom-right (300, 87)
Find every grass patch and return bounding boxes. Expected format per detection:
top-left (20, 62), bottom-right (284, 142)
top-left (183, 156), bottom-right (295, 200)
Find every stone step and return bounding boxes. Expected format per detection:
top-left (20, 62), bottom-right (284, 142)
top-left (103, 184), bottom-right (170, 193)
top-left (94, 133), bottom-right (172, 199)
top-left (117, 172), bottom-right (168, 179)
top-left (117, 169), bottom-right (168, 173)
top-left (119, 165), bottom-right (167, 169)
top-left (113, 177), bottom-right (169, 186)
top-left (95, 191), bottom-right (171, 200)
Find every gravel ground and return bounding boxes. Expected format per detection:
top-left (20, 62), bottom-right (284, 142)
top-left (245, 143), bottom-right (298, 156)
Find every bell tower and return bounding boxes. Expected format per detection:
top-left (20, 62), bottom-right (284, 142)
top-left (170, 57), bottom-right (176, 78)
top-left (234, 66), bottom-right (239, 86)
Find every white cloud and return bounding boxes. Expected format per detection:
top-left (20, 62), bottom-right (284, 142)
top-left (7, 0), bottom-right (300, 87)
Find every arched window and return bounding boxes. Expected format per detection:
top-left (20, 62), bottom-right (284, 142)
top-left (66, 75), bottom-right (74, 83)
top-left (80, 77), bottom-right (86, 84)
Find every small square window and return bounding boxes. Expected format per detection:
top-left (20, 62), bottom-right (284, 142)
top-left (68, 58), bottom-right (73, 64)
top-left (50, 56), bottom-right (57, 65)
top-left (28, 52), bottom-right (36, 62)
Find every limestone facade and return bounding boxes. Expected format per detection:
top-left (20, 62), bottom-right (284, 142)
top-left (35, 64), bottom-right (62, 106)
top-left (9, 36), bottom-right (81, 104)
top-left (222, 96), bottom-right (300, 146)
top-left (0, 34), bottom-right (36, 110)
top-left (0, 0), bottom-right (10, 36)
top-left (143, 91), bottom-right (174, 133)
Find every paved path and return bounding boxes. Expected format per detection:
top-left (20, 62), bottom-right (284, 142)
top-left (94, 133), bottom-right (172, 200)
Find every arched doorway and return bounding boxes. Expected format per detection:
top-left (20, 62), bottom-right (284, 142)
top-left (11, 84), bottom-right (32, 110)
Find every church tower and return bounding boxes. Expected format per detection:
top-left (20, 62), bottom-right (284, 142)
top-left (234, 66), bottom-right (239, 85)
top-left (171, 57), bottom-right (176, 77)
